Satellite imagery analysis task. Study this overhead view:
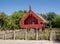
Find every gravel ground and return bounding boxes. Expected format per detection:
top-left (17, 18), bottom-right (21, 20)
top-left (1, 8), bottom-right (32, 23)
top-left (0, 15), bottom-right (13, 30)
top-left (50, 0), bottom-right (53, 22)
top-left (0, 40), bottom-right (60, 44)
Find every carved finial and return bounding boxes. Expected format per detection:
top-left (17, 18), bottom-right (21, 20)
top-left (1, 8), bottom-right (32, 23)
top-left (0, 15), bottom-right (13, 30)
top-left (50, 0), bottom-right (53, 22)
top-left (29, 5), bottom-right (32, 11)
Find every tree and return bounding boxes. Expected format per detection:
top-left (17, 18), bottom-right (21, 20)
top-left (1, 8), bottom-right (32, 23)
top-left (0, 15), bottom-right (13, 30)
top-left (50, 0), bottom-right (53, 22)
top-left (51, 16), bottom-right (60, 28)
top-left (47, 12), bottom-right (57, 21)
top-left (40, 14), bottom-right (47, 19)
top-left (0, 11), bottom-right (60, 30)
top-left (11, 10), bottom-right (26, 29)
top-left (0, 12), bottom-right (16, 30)
top-left (46, 12), bottom-right (57, 27)
top-left (5, 16), bottom-right (16, 30)
top-left (0, 12), bottom-right (8, 30)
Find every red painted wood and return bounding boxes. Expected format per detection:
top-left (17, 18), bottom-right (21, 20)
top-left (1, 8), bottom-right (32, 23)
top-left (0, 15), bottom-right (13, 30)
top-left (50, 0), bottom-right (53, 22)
top-left (20, 7), bottom-right (47, 29)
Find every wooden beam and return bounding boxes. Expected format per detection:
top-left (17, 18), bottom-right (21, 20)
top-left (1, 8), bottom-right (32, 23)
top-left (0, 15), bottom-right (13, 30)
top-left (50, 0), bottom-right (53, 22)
top-left (4, 31), bottom-right (6, 40)
top-left (13, 30), bottom-right (15, 40)
top-left (49, 27), bottom-right (53, 41)
top-left (24, 29), bottom-right (28, 40)
top-left (35, 28), bottom-right (38, 40)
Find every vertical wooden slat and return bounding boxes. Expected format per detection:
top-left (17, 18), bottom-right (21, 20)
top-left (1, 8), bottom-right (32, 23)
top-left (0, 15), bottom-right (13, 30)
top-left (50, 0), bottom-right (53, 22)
top-left (49, 27), bottom-right (53, 41)
top-left (13, 30), bottom-right (15, 40)
top-left (24, 29), bottom-right (28, 40)
top-left (4, 31), bottom-right (6, 40)
top-left (36, 28), bottom-right (38, 40)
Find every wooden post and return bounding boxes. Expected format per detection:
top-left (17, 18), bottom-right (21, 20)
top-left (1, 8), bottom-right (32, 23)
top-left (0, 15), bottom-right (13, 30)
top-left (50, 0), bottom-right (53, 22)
top-left (53, 31), bottom-right (56, 41)
top-left (49, 27), bottom-right (53, 41)
top-left (35, 28), bottom-right (38, 40)
top-left (4, 31), bottom-right (6, 40)
top-left (13, 30), bottom-right (15, 40)
top-left (3, 34), bottom-right (4, 40)
top-left (49, 31), bottom-right (52, 41)
top-left (2, 31), bottom-right (5, 40)
top-left (24, 29), bottom-right (28, 40)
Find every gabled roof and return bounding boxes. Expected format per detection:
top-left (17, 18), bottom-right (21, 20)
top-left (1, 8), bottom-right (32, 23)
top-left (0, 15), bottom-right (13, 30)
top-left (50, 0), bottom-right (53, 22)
top-left (21, 6), bottom-right (48, 23)
top-left (20, 6), bottom-right (48, 28)
top-left (37, 15), bottom-right (48, 23)
top-left (28, 6), bottom-right (48, 23)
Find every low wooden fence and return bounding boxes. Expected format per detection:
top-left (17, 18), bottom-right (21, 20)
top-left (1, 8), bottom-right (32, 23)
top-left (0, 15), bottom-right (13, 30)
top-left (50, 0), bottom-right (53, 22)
top-left (0, 28), bottom-right (59, 41)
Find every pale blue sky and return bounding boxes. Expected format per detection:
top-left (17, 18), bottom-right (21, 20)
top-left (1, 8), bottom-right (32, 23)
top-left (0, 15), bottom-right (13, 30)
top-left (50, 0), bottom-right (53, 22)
top-left (0, 0), bottom-right (60, 15)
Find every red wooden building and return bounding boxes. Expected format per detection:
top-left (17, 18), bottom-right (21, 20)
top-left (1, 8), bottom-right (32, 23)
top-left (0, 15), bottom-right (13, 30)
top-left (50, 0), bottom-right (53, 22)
top-left (20, 6), bottom-right (48, 29)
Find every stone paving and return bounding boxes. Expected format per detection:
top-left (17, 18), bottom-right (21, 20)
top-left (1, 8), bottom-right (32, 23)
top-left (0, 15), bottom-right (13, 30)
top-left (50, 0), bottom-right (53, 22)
top-left (0, 40), bottom-right (60, 44)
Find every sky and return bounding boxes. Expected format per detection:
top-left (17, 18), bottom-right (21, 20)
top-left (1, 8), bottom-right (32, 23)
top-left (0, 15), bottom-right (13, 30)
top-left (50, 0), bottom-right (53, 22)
top-left (0, 0), bottom-right (60, 15)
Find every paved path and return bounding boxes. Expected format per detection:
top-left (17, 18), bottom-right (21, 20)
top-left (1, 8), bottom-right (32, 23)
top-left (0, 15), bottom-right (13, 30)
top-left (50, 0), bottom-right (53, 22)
top-left (0, 40), bottom-right (60, 44)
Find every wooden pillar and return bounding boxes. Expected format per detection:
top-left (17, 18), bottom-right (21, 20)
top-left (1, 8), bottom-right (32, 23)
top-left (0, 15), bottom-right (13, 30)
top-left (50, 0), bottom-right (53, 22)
top-left (49, 27), bottom-right (53, 41)
top-left (35, 28), bottom-right (38, 40)
top-left (49, 31), bottom-right (52, 41)
top-left (4, 31), bottom-right (6, 40)
top-left (53, 31), bottom-right (56, 41)
top-left (2, 31), bottom-right (5, 40)
top-left (24, 29), bottom-right (28, 40)
top-left (3, 34), bottom-right (4, 40)
top-left (13, 30), bottom-right (15, 40)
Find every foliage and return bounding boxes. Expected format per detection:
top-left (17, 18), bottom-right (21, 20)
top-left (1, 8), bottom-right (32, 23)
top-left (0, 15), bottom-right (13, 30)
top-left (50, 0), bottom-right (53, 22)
top-left (0, 11), bottom-right (60, 30)
top-left (0, 12), bottom-right (16, 30)
top-left (11, 10), bottom-right (26, 29)
top-left (0, 12), bottom-right (8, 30)
top-left (46, 12), bottom-right (57, 21)
top-left (46, 12), bottom-right (57, 27)
top-left (51, 16), bottom-right (60, 28)
top-left (40, 14), bottom-right (47, 19)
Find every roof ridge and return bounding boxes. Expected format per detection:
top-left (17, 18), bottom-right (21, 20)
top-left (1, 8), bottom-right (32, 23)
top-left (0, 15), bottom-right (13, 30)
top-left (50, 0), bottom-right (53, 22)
top-left (37, 15), bottom-right (48, 23)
